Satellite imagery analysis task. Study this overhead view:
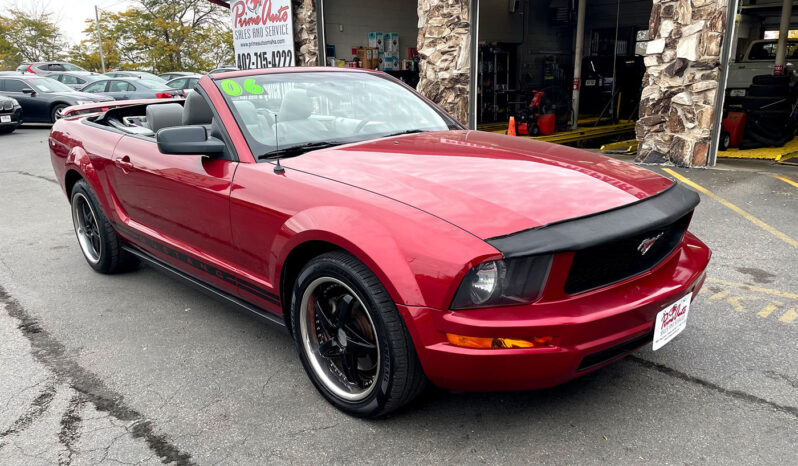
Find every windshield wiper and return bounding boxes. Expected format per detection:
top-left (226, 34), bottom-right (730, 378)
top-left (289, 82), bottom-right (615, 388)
top-left (257, 141), bottom-right (343, 160)
top-left (381, 129), bottom-right (428, 138)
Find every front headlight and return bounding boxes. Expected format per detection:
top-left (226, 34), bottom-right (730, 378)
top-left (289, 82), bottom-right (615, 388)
top-left (451, 255), bottom-right (552, 309)
top-left (75, 100), bottom-right (91, 105)
top-left (9, 98), bottom-right (20, 107)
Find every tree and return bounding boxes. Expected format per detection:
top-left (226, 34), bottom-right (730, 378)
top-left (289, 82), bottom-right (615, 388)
top-left (69, 0), bottom-right (234, 73)
top-left (0, 8), bottom-right (67, 69)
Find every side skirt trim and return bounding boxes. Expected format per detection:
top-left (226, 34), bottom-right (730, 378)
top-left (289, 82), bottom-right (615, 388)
top-left (122, 245), bottom-right (288, 332)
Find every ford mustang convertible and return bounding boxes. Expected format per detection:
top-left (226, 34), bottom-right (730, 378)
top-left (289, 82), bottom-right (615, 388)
top-left (49, 68), bottom-right (710, 417)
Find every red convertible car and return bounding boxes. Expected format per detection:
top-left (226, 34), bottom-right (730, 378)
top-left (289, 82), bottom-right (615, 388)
top-left (49, 68), bottom-right (710, 417)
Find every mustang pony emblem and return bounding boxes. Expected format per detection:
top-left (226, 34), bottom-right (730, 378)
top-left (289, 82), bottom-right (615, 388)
top-left (637, 232), bottom-right (664, 255)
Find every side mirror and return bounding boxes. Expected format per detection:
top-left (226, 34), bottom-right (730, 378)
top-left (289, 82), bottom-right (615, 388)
top-left (21, 88), bottom-right (35, 95)
top-left (156, 126), bottom-right (225, 156)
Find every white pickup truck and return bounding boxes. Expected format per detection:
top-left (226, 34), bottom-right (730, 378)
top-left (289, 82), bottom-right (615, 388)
top-left (726, 39), bottom-right (798, 96)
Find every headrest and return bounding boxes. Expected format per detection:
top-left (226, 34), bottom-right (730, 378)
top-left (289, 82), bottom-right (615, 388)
top-left (146, 103), bottom-right (184, 133)
top-left (233, 100), bottom-right (259, 126)
top-left (182, 91), bottom-right (214, 125)
top-left (278, 89), bottom-right (312, 122)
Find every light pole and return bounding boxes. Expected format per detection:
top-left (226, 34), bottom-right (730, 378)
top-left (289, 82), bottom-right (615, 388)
top-left (95, 5), bottom-right (106, 73)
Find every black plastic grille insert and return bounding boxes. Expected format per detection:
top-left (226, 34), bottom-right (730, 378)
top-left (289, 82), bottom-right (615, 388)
top-left (564, 213), bottom-right (692, 295)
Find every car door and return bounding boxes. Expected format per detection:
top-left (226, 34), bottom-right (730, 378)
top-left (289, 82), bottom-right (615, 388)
top-left (107, 122), bottom-right (240, 294)
top-left (1, 78), bottom-right (48, 122)
top-left (106, 80), bottom-right (135, 100)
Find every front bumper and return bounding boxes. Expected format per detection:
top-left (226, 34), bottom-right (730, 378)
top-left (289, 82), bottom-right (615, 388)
top-left (398, 232), bottom-right (711, 392)
top-left (0, 108), bottom-right (23, 126)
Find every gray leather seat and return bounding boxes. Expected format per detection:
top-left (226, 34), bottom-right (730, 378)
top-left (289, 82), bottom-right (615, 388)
top-left (182, 91), bottom-right (214, 125)
top-left (146, 103), bottom-right (184, 132)
top-left (278, 90), bottom-right (313, 121)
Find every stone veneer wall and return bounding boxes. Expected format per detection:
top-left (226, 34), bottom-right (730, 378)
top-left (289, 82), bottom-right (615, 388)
top-left (293, 0), bottom-right (319, 66)
top-left (417, 0), bottom-right (472, 124)
top-left (635, 0), bottom-right (728, 166)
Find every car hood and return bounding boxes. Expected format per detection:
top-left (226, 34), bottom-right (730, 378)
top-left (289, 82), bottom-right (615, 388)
top-left (281, 130), bottom-right (674, 239)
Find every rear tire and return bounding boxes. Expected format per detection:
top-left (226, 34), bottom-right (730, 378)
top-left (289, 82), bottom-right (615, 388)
top-left (290, 251), bottom-right (426, 418)
top-left (70, 179), bottom-right (137, 274)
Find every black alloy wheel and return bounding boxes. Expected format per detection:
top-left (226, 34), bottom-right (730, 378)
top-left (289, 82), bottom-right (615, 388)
top-left (70, 179), bottom-right (137, 273)
top-left (291, 251), bottom-right (426, 417)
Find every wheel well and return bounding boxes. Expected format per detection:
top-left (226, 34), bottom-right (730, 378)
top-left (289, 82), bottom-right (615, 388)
top-left (280, 240), bottom-right (341, 331)
top-left (64, 169), bottom-right (83, 197)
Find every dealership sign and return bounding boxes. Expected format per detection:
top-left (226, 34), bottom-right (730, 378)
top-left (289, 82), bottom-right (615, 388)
top-left (231, 0), bottom-right (295, 69)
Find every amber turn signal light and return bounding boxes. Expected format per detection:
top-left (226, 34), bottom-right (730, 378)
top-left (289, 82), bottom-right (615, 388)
top-left (445, 333), bottom-right (554, 349)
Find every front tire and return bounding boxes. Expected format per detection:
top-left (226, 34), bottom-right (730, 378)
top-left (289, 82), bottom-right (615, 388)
top-left (291, 251), bottom-right (426, 417)
top-left (70, 180), bottom-right (137, 273)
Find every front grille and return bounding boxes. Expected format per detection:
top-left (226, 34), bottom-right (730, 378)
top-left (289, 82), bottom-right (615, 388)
top-left (564, 213), bottom-right (692, 294)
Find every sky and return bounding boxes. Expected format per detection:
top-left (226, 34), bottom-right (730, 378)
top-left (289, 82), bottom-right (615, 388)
top-left (0, 0), bottom-right (136, 44)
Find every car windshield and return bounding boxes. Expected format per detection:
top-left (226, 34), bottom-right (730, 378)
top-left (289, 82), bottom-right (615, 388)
top-left (28, 77), bottom-right (74, 93)
top-left (216, 71), bottom-right (458, 159)
top-left (137, 79), bottom-right (171, 90)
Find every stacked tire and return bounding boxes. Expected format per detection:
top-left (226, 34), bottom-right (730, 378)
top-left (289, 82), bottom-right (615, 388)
top-left (739, 75), bottom-right (795, 148)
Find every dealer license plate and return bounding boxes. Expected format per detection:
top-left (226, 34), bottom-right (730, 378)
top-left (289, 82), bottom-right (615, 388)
top-left (585, 79), bottom-right (596, 87)
top-left (0, 115), bottom-right (10, 123)
top-left (653, 293), bottom-right (691, 350)
top-left (729, 89), bottom-right (746, 97)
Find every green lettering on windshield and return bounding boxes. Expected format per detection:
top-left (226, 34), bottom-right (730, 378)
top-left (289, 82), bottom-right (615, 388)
top-left (220, 79), bottom-right (242, 96)
top-left (243, 78), bottom-right (264, 95)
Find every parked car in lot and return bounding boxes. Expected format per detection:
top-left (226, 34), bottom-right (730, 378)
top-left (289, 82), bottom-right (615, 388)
top-left (49, 69), bottom-right (710, 417)
top-left (166, 74), bottom-right (202, 96)
top-left (726, 39), bottom-right (798, 95)
top-left (104, 71), bottom-right (166, 82)
top-left (0, 75), bottom-right (111, 123)
top-left (49, 71), bottom-right (104, 90)
top-left (159, 71), bottom-right (196, 81)
top-left (16, 61), bottom-right (89, 76)
top-left (80, 78), bottom-right (182, 100)
top-left (0, 94), bottom-right (22, 133)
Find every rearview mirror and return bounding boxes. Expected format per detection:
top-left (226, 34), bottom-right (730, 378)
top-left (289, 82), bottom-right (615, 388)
top-left (22, 88), bottom-right (35, 95)
top-left (156, 126), bottom-right (225, 156)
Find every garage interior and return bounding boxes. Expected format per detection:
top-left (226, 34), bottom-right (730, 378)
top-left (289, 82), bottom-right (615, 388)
top-left (321, 0), bottom-right (421, 87)
top-left (719, 0), bottom-right (798, 163)
top-left (476, 0), bottom-right (653, 149)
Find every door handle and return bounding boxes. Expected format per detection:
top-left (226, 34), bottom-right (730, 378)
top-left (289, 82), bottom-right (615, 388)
top-left (114, 156), bottom-right (134, 172)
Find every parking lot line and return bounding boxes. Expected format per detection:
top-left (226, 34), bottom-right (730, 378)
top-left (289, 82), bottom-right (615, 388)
top-left (663, 169), bottom-right (798, 249)
top-left (771, 174), bottom-right (798, 190)
top-left (707, 278), bottom-right (798, 300)
top-left (779, 309), bottom-right (797, 323)
top-left (758, 302), bottom-right (782, 318)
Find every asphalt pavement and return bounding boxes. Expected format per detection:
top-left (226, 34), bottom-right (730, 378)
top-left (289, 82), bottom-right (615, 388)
top-left (0, 126), bottom-right (796, 465)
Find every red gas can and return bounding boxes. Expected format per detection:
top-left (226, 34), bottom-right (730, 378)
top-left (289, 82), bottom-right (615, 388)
top-left (722, 112), bottom-right (746, 148)
top-left (537, 113), bottom-right (556, 136)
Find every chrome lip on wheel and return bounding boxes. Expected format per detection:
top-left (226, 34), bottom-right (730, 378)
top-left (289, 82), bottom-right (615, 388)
top-left (71, 193), bottom-right (102, 264)
top-left (299, 277), bottom-right (380, 402)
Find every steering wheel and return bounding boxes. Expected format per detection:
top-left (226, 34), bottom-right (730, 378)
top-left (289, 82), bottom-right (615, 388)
top-left (354, 118), bottom-right (375, 133)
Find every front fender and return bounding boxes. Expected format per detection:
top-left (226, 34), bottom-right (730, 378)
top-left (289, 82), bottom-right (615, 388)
top-left (274, 206), bottom-right (425, 305)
